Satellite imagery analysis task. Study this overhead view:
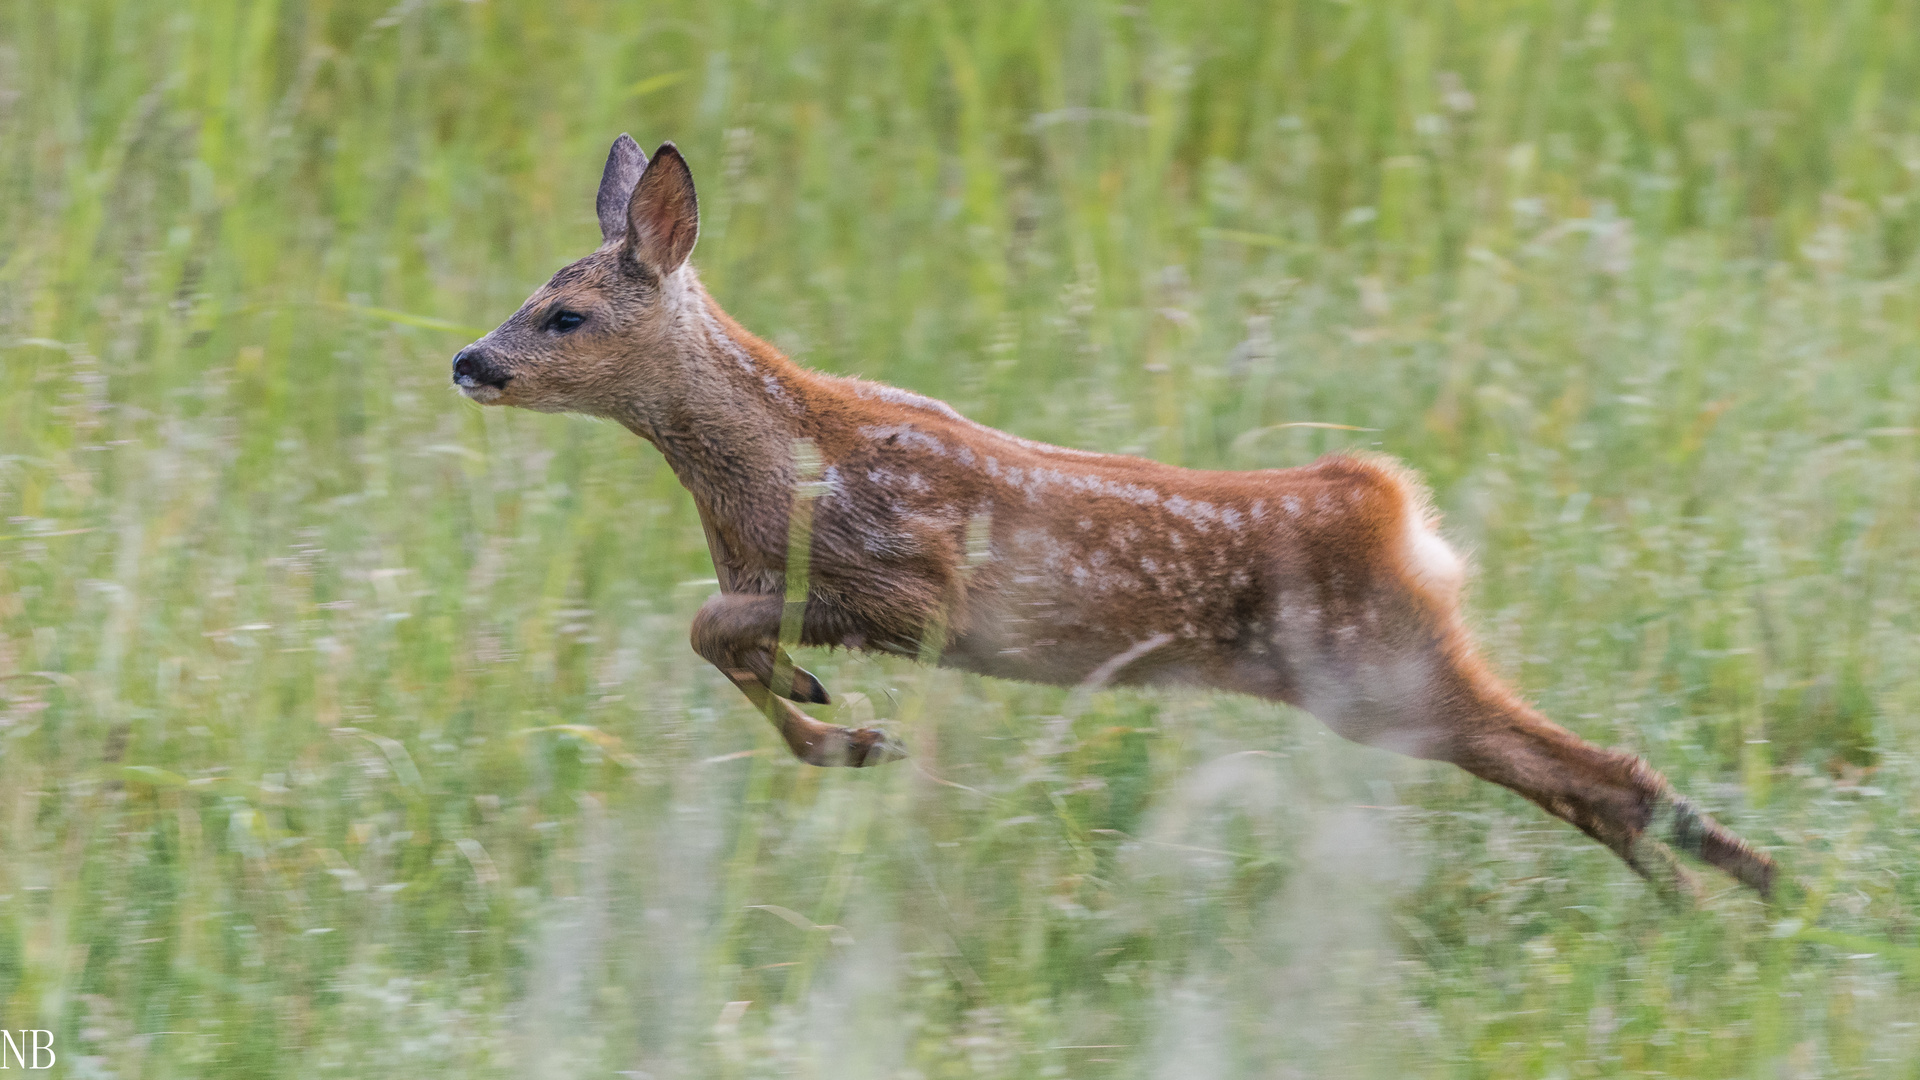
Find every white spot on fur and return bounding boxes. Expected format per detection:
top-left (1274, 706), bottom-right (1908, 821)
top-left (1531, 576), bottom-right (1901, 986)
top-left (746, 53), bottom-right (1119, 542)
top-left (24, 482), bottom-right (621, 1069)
top-left (700, 308), bottom-right (759, 374)
top-left (859, 423), bottom-right (948, 457)
top-left (906, 508), bottom-right (961, 531)
top-left (849, 379), bottom-right (965, 420)
top-left (1163, 496), bottom-right (1218, 534)
top-left (763, 373), bottom-right (796, 410)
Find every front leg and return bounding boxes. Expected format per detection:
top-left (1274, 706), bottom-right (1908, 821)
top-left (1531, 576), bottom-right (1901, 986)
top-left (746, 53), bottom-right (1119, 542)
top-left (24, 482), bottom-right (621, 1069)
top-left (689, 593), bottom-right (905, 767)
top-left (688, 592), bottom-right (832, 703)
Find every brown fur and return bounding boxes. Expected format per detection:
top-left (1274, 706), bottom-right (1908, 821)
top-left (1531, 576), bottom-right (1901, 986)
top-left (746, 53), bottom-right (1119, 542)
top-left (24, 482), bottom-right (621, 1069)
top-left (451, 138), bottom-right (1777, 899)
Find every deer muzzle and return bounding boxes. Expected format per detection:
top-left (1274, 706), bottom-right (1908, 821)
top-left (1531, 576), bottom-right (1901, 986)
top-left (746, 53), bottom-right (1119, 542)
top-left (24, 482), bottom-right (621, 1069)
top-left (452, 346), bottom-right (511, 401)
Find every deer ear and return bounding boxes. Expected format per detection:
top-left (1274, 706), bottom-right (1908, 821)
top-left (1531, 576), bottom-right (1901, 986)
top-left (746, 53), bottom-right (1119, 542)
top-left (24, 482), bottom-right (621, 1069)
top-left (597, 134), bottom-right (648, 243)
top-left (624, 142), bottom-right (698, 275)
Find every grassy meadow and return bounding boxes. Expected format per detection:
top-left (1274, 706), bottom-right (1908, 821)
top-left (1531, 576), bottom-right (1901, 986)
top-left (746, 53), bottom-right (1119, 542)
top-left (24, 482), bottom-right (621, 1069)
top-left (9, 0), bottom-right (1920, 1075)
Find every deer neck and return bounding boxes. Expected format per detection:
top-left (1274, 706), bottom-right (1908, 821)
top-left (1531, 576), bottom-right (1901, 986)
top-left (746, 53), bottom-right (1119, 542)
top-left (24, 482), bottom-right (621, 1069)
top-left (608, 286), bottom-right (816, 569)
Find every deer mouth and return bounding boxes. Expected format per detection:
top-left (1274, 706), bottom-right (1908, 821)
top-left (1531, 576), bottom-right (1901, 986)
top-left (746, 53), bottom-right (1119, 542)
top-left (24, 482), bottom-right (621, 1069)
top-left (454, 376), bottom-right (508, 403)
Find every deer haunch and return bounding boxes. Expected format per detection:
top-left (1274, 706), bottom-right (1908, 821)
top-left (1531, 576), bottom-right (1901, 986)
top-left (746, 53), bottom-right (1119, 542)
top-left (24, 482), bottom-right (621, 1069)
top-left (450, 133), bottom-right (1777, 898)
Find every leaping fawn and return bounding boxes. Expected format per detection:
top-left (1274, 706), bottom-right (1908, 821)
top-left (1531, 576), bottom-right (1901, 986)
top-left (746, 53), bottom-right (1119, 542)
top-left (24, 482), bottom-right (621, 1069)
top-left (453, 135), bottom-right (1775, 899)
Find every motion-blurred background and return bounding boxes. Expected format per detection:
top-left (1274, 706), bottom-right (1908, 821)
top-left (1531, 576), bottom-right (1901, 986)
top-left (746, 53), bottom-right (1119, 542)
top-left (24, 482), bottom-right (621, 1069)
top-left (7, 1), bottom-right (1920, 1075)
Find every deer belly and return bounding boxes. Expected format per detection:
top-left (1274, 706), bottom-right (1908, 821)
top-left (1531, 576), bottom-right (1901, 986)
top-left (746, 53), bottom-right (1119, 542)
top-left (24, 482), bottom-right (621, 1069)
top-left (946, 568), bottom-right (1229, 689)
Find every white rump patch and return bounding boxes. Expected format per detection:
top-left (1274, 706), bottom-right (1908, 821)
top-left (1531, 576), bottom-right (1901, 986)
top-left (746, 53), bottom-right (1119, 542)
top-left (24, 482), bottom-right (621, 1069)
top-left (1404, 507), bottom-right (1464, 598)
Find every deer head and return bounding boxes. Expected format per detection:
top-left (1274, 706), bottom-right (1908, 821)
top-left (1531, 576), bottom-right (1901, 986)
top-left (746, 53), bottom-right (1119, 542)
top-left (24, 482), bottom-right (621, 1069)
top-left (451, 135), bottom-right (703, 423)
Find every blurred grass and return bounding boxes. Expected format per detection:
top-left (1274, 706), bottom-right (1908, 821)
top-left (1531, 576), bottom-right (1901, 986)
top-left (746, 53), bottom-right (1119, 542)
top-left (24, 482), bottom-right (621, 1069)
top-left (6, 0), bottom-right (1920, 1075)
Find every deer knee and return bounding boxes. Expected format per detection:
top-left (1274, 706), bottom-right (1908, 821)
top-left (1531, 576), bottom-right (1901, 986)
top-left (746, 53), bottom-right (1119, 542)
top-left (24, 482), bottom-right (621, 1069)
top-left (687, 603), bottom-right (733, 666)
top-left (689, 593), bottom-right (779, 668)
top-left (689, 593), bottom-right (831, 704)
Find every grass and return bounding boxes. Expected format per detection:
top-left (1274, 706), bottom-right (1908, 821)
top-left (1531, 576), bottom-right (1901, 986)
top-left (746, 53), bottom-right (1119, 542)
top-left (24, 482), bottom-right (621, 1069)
top-left (6, 0), bottom-right (1920, 1075)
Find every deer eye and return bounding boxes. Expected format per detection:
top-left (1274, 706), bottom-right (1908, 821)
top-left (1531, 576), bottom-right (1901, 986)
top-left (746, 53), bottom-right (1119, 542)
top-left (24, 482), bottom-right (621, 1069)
top-left (546, 309), bottom-right (586, 333)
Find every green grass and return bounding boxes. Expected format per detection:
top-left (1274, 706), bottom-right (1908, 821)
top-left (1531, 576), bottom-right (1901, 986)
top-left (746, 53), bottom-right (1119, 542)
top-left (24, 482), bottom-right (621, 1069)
top-left (7, 0), bottom-right (1920, 1075)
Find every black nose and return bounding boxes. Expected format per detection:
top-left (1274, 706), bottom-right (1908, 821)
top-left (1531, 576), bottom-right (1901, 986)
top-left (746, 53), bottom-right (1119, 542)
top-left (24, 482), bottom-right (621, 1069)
top-left (452, 347), bottom-right (510, 389)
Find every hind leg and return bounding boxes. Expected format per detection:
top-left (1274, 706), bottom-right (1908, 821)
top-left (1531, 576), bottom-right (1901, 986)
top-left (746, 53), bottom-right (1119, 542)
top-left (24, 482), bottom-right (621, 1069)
top-left (1441, 673), bottom-right (1774, 898)
top-left (1298, 645), bottom-right (1775, 898)
top-left (1262, 457), bottom-right (1773, 896)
